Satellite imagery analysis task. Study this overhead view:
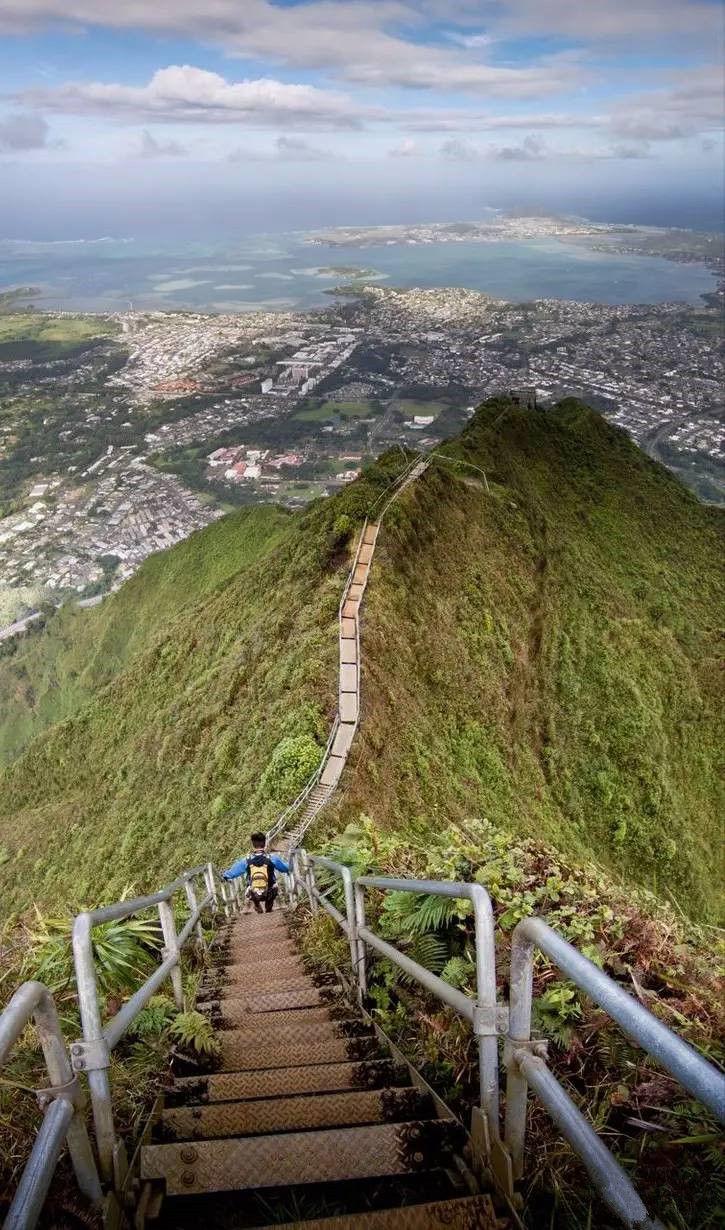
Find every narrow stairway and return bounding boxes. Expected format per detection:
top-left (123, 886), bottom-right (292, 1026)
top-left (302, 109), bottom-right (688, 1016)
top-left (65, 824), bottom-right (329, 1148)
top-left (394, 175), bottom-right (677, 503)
top-left (139, 907), bottom-right (502, 1228)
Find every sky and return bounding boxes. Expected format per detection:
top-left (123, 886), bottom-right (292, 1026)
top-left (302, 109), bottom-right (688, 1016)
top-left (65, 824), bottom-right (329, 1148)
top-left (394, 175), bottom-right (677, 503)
top-left (0, 0), bottom-right (723, 237)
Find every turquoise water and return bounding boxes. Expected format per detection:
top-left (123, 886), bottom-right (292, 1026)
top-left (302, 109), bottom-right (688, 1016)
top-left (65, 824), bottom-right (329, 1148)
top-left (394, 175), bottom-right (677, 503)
top-left (0, 232), bottom-right (716, 312)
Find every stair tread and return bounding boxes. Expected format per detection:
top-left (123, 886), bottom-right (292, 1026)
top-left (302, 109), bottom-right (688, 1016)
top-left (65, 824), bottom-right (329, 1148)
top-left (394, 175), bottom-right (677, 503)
top-left (218, 1033), bottom-right (379, 1070)
top-left (159, 1087), bottom-right (430, 1140)
top-left (171, 1059), bottom-right (409, 1103)
top-left (261, 1194), bottom-right (500, 1230)
top-left (141, 1120), bottom-right (461, 1195)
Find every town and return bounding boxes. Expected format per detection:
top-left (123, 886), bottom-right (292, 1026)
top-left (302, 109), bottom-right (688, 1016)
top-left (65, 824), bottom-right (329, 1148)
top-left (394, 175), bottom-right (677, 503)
top-left (1, 275), bottom-right (723, 632)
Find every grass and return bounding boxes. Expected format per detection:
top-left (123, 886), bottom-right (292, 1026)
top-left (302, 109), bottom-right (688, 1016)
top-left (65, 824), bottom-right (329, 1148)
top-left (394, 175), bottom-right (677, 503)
top-left (294, 399), bottom-right (380, 421)
top-left (0, 397), bottom-right (722, 925)
top-left (0, 313), bottom-right (117, 344)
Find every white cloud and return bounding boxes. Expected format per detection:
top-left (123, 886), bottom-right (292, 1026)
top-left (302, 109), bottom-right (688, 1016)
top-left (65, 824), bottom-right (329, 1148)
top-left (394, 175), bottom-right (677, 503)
top-left (439, 138), bottom-right (479, 161)
top-left (491, 134), bottom-right (546, 161)
top-left (2, 2), bottom-right (583, 98)
top-left (17, 65), bottom-right (362, 129)
top-left (274, 135), bottom-right (334, 160)
top-left (389, 139), bottom-right (420, 157)
top-left (0, 111), bottom-right (51, 150)
top-left (609, 139), bottom-right (652, 159)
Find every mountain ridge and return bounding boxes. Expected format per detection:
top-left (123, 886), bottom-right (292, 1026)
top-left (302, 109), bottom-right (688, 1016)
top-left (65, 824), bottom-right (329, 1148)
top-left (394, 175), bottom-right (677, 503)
top-left (0, 397), bottom-right (721, 922)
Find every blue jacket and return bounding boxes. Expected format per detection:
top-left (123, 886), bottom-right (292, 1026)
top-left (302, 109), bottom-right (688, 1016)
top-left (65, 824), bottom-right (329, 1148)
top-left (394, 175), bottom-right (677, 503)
top-left (223, 851), bottom-right (290, 881)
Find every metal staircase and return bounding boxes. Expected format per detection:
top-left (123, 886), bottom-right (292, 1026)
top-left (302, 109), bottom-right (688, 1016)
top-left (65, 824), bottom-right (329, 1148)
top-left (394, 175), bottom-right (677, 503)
top-left (268, 455), bottom-right (429, 855)
top-left (139, 908), bottom-right (500, 1228)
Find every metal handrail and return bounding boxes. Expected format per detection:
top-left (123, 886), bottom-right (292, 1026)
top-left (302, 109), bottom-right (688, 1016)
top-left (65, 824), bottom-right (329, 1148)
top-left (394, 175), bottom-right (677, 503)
top-left (504, 914), bottom-right (725, 1190)
top-left (0, 981), bottom-right (102, 1230)
top-left (70, 861), bottom-right (233, 1185)
top-left (291, 853), bottom-right (725, 1229)
top-left (354, 874), bottom-right (500, 1139)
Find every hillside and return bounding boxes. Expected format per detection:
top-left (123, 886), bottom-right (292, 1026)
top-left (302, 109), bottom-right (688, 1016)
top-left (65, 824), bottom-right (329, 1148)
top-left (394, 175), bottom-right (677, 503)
top-left (0, 504), bottom-right (288, 763)
top-left (0, 397), bottom-right (722, 922)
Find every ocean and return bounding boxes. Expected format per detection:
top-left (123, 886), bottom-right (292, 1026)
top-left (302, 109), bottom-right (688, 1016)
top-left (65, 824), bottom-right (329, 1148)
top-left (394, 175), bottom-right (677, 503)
top-left (0, 231), bottom-right (717, 314)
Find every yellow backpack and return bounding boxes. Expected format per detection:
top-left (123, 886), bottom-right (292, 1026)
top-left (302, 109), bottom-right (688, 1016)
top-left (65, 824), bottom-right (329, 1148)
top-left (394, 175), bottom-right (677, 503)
top-left (248, 856), bottom-right (271, 896)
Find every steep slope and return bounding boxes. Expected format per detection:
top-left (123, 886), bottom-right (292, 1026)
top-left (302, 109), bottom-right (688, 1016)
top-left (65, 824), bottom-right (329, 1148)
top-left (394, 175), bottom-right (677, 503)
top-left (0, 505), bottom-right (288, 763)
top-left (0, 399), bottom-right (721, 921)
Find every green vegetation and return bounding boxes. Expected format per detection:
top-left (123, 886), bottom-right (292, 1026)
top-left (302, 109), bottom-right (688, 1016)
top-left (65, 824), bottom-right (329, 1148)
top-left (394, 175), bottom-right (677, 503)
top-left (0, 312), bottom-right (118, 362)
top-left (0, 397), bottom-right (722, 925)
top-left (0, 505), bottom-right (288, 763)
top-left (297, 815), bottom-right (724, 1229)
top-left (294, 398), bottom-right (380, 421)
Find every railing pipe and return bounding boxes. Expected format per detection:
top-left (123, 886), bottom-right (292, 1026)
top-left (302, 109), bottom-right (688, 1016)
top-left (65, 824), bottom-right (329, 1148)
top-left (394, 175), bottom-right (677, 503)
top-left (204, 862), bottom-right (217, 909)
top-left (512, 916), bottom-right (725, 1123)
top-left (157, 898), bottom-right (183, 1010)
top-left (0, 982), bottom-right (102, 1213)
top-left (305, 855), bottom-right (359, 975)
top-left (184, 877), bottom-right (204, 945)
top-left (356, 875), bottom-right (499, 1137)
top-left (353, 882), bottom-right (368, 996)
top-left (3, 1096), bottom-right (75, 1230)
top-left (103, 898), bottom-right (210, 1051)
top-left (71, 912), bottom-right (117, 1182)
top-left (357, 926), bottom-right (474, 1020)
top-left (515, 1051), bottom-right (663, 1230)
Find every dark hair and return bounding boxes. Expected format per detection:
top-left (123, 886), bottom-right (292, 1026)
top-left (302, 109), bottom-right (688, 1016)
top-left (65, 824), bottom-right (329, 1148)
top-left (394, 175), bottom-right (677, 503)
top-left (250, 832), bottom-right (266, 848)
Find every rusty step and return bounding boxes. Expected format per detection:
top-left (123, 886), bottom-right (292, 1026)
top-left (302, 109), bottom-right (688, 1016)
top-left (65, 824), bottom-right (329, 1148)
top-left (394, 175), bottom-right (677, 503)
top-left (218, 1032), bottom-right (380, 1071)
top-left (159, 1087), bottom-right (432, 1141)
top-left (169, 1059), bottom-right (409, 1105)
top-left (141, 1119), bottom-right (463, 1195)
top-left (263, 1194), bottom-right (501, 1230)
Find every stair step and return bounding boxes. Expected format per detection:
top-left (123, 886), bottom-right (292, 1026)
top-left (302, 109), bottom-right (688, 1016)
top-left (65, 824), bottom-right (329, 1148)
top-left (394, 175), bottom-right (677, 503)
top-left (212, 1003), bottom-right (339, 1027)
top-left (264, 1194), bottom-right (500, 1230)
top-left (159, 1087), bottom-right (431, 1141)
top-left (141, 1120), bottom-right (462, 1195)
top-left (219, 1019), bottom-right (371, 1051)
top-left (205, 960), bottom-right (308, 984)
top-left (209, 979), bottom-right (320, 1002)
top-left (218, 953), bottom-right (305, 972)
top-left (171, 1059), bottom-right (410, 1104)
top-left (215, 987), bottom-right (336, 1010)
top-left (219, 1032), bottom-right (379, 1071)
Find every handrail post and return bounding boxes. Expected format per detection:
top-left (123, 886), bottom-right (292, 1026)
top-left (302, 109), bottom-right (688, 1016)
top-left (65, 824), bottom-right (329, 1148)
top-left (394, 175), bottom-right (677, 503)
top-left (301, 850), bottom-right (318, 915)
top-left (0, 982), bottom-right (103, 1219)
top-left (184, 876), bottom-right (204, 947)
top-left (470, 884), bottom-right (501, 1143)
top-left (157, 899), bottom-right (184, 1010)
top-left (353, 882), bottom-right (368, 998)
top-left (71, 913), bottom-right (117, 1184)
top-left (504, 923), bottom-right (535, 1178)
top-left (204, 862), bottom-right (218, 909)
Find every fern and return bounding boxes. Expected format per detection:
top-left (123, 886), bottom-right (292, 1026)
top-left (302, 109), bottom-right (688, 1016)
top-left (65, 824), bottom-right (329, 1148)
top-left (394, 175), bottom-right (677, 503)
top-left (380, 892), bottom-right (457, 938)
top-left (169, 1010), bottom-right (220, 1056)
top-left (395, 932), bottom-right (449, 984)
top-left (441, 955), bottom-right (473, 989)
top-left (130, 995), bottom-right (176, 1039)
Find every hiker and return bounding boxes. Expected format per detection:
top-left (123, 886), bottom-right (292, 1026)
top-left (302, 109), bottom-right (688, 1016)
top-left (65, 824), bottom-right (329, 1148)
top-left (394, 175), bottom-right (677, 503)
top-left (222, 832), bottom-right (290, 913)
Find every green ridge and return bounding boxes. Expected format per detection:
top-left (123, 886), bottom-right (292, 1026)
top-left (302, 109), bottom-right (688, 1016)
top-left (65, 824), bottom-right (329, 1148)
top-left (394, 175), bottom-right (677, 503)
top-left (0, 398), bottom-right (722, 921)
